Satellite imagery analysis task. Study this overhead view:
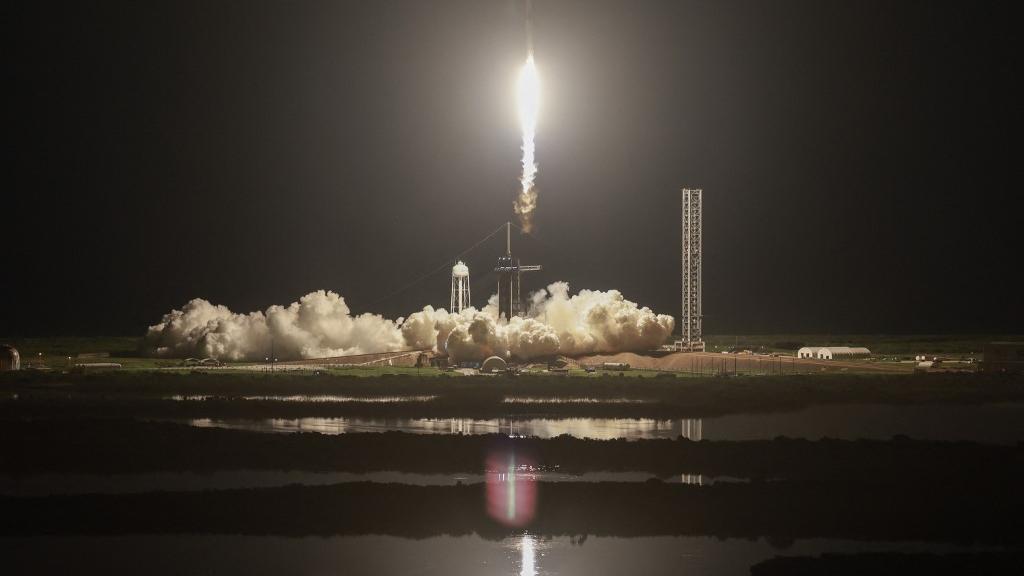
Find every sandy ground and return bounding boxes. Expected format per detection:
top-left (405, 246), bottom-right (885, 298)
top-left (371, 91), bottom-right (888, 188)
top-left (204, 348), bottom-right (911, 375)
top-left (572, 351), bottom-right (913, 374)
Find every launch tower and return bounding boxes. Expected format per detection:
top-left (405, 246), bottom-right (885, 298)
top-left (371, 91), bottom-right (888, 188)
top-left (495, 222), bottom-right (541, 320)
top-left (677, 188), bottom-right (705, 352)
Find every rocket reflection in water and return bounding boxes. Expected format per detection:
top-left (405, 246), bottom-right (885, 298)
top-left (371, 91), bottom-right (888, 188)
top-left (486, 451), bottom-right (537, 527)
top-left (519, 534), bottom-right (537, 576)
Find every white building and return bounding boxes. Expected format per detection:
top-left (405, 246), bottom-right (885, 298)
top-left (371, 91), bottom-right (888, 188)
top-left (796, 346), bottom-right (871, 360)
top-left (480, 356), bottom-right (507, 373)
top-left (815, 347), bottom-right (871, 360)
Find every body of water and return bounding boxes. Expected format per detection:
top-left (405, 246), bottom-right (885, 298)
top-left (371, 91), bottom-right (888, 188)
top-left (0, 534), bottom-right (994, 576)
top-left (166, 394), bottom-right (437, 403)
top-left (183, 403), bottom-right (1024, 443)
top-left (0, 471), bottom-right (740, 497)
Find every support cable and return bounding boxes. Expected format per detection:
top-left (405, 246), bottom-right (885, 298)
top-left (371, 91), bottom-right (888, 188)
top-left (368, 223), bottom-right (507, 309)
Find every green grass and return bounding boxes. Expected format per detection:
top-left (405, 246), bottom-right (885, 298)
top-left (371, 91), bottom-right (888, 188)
top-left (313, 366), bottom-right (448, 377)
top-left (2, 337), bottom-right (142, 358)
top-left (2, 370), bottom-right (1021, 421)
top-left (0, 337), bottom-right (179, 371)
top-left (5, 334), bottom-right (1018, 373)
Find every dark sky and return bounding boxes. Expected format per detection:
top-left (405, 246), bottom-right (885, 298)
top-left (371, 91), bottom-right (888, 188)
top-left (7, 0), bottom-right (1021, 336)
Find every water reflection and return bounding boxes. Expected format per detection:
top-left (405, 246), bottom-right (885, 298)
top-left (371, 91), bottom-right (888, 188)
top-left (520, 534), bottom-right (537, 576)
top-left (0, 534), bottom-right (996, 576)
top-left (503, 397), bottom-right (650, 404)
top-left (184, 403), bottom-right (1024, 443)
top-left (487, 452), bottom-right (537, 527)
top-left (0, 471), bottom-right (747, 497)
top-left (187, 416), bottom-right (699, 440)
top-left (168, 394), bottom-right (435, 403)
top-left (681, 418), bottom-right (702, 441)
top-left (241, 395), bottom-right (436, 403)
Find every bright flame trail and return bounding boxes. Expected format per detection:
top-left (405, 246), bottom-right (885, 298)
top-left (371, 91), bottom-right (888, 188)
top-left (514, 54), bottom-right (540, 233)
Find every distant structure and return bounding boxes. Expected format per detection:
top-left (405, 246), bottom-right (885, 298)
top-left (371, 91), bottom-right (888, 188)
top-left (72, 362), bottom-right (123, 372)
top-left (450, 260), bottom-right (471, 313)
top-left (481, 355), bottom-right (508, 373)
top-left (495, 222), bottom-right (541, 320)
top-left (0, 345), bottom-right (20, 371)
top-left (675, 188), bottom-right (705, 352)
top-left (798, 346), bottom-right (871, 360)
top-left (981, 342), bottom-right (1024, 373)
top-left (182, 357), bottom-right (223, 367)
top-left (797, 346), bottom-right (819, 359)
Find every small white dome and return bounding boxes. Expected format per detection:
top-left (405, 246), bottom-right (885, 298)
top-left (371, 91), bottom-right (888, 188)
top-left (481, 355), bottom-right (507, 373)
top-left (452, 261), bottom-right (469, 277)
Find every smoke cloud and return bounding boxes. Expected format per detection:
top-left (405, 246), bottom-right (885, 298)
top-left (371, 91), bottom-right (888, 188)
top-left (145, 282), bottom-right (675, 363)
top-left (403, 282), bottom-right (674, 362)
top-left (144, 290), bottom-right (404, 361)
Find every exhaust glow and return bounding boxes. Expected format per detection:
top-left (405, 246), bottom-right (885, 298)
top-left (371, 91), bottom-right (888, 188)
top-left (514, 55), bottom-right (540, 233)
top-left (485, 451), bottom-right (537, 527)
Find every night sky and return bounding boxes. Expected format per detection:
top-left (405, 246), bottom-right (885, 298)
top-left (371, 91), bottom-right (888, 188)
top-left (7, 0), bottom-right (1021, 336)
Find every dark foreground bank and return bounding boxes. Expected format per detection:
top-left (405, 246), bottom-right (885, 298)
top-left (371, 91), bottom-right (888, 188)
top-left (3, 371), bottom-right (1022, 419)
top-left (750, 551), bottom-right (1023, 575)
top-left (3, 419), bottom-right (1021, 482)
top-left (3, 480), bottom-right (1022, 544)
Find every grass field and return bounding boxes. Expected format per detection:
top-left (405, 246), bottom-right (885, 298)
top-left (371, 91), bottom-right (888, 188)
top-left (2, 334), bottom-right (1018, 375)
top-left (0, 337), bottom-right (172, 371)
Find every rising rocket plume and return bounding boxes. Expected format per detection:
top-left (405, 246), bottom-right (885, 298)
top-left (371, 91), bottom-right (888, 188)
top-left (513, 7), bottom-right (540, 233)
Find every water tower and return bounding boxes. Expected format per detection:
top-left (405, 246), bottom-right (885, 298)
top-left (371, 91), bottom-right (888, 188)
top-left (450, 261), bottom-right (471, 313)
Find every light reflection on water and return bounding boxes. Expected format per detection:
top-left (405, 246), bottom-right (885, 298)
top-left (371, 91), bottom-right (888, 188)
top-left (241, 395), bottom-right (437, 403)
top-left (519, 534), bottom-right (537, 576)
top-left (503, 397), bottom-right (651, 404)
top-left (0, 470), bottom-right (742, 497)
top-left (185, 403), bottom-right (1024, 443)
top-left (167, 394), bottom-right (436, 403)
top-left (0, 534), bottom-right (996, 576)
top-left (187, 416), bottom-right (699, 440)
top-left (486, 452), bottom-right (538, 527)
top-left (681, 473), bottom-right (702, 486)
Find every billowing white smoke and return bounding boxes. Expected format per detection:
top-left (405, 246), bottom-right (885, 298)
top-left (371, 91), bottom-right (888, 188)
top-left (146, 282), bottom-right (674, 362)
top-left (144, 290), bottom-right (404, 361)
top-left (402, 282), bottom-right (675, 362)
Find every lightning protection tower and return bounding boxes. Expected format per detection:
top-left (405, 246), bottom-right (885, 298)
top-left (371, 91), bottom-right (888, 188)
top-left (495, 222), bottom-right (541, 320)
top-left (450, 261), bottom-right (471, 313)
top-left (677, 188), bottom-right (705, 352)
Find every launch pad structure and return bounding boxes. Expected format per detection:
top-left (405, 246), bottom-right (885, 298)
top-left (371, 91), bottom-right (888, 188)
top-left (495, 222), bottom-right (541, 320)
top-left (676, 188), bottom-right (705, 352)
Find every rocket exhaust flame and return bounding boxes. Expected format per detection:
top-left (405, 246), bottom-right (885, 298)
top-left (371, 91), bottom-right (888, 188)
top-left (514, 54), bottom-right (540, 233)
